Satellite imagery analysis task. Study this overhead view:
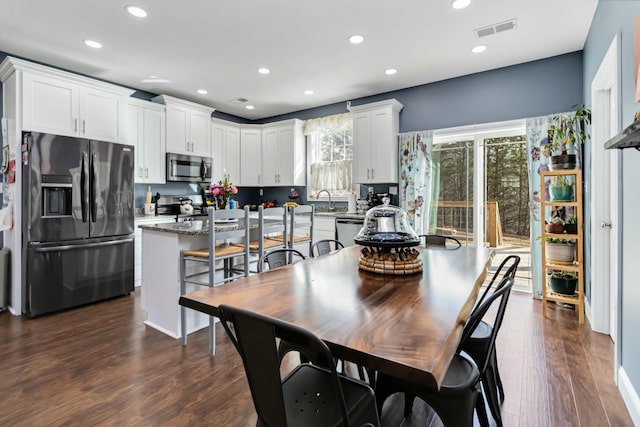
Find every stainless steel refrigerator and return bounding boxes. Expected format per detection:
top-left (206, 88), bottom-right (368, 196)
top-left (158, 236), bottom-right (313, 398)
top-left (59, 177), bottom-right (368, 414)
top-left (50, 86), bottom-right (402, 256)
top-left (22, 132), bottom-right (135, 316)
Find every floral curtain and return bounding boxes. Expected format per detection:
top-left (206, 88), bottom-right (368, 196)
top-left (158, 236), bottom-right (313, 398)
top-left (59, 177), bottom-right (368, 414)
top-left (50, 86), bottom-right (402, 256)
top-left (526, 112), bottom-right (574, 298)
top-left (526, 116), bottom-right (550, 298)
top-left (399, 131), bottom-right (433, 235)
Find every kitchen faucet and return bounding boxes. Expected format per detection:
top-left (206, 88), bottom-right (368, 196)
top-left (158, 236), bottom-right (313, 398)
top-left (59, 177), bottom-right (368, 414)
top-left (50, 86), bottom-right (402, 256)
top-left (315, 189), bottom-right (335, 211)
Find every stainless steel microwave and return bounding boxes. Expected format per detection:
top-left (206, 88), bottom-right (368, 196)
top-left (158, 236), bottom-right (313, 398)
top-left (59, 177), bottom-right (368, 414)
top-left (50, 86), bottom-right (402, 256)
top-left (166, 153), bottom-right (212, 183)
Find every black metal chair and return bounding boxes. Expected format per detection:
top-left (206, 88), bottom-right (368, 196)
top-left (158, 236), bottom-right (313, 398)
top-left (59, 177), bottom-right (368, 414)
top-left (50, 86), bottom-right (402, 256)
top-left (460, 255), bottom-right (520, 426)
top-left (419, 234), bottom-right (462, 249)
top-left (311, 239), bottom-right (345, 257)
top-left (375, 278), bottom-right (514, 427)
top-left (257, 248), bottom-right (306, 272)
top-left (218, 304), bottom-right (381, 427)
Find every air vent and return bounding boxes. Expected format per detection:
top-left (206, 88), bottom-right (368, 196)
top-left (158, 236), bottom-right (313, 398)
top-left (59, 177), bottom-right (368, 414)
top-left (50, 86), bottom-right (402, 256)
top-left (475, 18), bottom-right (517, 38)
top-left (230, 97), bottom-right (249, 103)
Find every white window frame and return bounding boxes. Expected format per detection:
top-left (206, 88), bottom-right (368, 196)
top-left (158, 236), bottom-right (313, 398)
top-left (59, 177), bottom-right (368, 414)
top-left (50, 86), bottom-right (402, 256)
top-left (305, 126), bottom-right (355, 203)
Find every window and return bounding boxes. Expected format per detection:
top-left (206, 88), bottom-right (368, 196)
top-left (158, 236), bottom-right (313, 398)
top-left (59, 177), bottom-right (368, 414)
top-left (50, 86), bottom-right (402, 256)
top-left (304, 113), bottom-right (353, 199)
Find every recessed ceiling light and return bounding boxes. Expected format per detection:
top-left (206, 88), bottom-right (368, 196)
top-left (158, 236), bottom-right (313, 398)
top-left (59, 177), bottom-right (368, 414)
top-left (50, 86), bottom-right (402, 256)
top-left (245, 105), bottom-right (255, 110)
top-left (451, 0), bottom-right (471, 9)
top-left (197, 89), bottom-right (208, 95)
top-left (126, 5), bottom-right (147, 18)
top-left (349, 34), bottom-right (364, 44)
top-left (84, 39), bottom-right (102, 49)
top-left (140, 77), bottom-right (170, 83)
top-left (472, 45), bottom-right (487, 54)
top-left (257, 67), bottom-right (270, 74)
top-left (303, 90), bottom-right (314, 95)
top-left (385, 68), bottom-right (397, 75)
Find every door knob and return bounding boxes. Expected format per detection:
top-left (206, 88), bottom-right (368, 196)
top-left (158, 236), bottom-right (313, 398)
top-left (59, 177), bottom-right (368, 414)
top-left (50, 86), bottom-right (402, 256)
top-left (600, 222), bottom-right (612, 228)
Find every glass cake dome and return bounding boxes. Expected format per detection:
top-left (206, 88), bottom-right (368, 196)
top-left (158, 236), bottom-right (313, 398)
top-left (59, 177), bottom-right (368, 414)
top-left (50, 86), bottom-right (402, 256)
top-left (354, 197), bottom-right (421, 247)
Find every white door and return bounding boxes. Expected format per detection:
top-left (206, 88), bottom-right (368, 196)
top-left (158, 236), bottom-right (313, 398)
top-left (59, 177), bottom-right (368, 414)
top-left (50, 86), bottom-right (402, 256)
top-left (590, 35), bottom-right (620, 346)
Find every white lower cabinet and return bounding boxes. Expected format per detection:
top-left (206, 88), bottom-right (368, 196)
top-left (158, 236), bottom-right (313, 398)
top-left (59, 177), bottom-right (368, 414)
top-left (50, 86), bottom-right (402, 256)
top-left (135, 216), bottom-right (176, 289)
top-left (314, 216), bottom-right (336, 242)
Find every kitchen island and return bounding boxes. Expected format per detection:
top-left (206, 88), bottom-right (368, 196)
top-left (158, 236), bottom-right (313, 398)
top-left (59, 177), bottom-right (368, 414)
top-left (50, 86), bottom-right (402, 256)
top-left (138, 219), bottom-right (277, 338)
top-left (139, 221), bottom-right (212, 338)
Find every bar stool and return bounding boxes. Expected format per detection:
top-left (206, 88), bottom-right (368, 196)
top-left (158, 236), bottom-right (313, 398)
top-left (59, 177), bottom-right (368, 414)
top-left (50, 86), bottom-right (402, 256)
top-left (242, 206), bottom-right (288, 272)
top-left (289, 204), bottom-right (314, 256)
top-left (179, 206), bottom-right (250, 355)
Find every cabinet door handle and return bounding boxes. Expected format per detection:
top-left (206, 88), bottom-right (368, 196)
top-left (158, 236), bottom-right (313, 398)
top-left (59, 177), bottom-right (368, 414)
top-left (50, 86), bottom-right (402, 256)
top-left (371, 168), bottom-right (374, 179)
top-left (82, 119), bottom-right (86, 133)
top-left (367, 169), bottom-right (370, 179)
top-left (258, 174), bottom-right (261, 184)
top-left (74, 118), bottom-right (78, 132)
top-left (145, 168), bottom-right (149, 178)
top-left (601, 222), bottom-right (612, 228)
top-left (139, 167), bottom-right (143, 178)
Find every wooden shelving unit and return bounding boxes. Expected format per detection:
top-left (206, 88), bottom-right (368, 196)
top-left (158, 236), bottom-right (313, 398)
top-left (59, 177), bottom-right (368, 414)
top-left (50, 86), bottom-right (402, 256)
top-left (540, 169), bottom-right (584, 323)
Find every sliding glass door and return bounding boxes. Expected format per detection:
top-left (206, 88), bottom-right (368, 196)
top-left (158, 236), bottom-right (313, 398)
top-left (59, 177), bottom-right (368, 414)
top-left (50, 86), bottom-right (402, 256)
top-left (431, 124), bottom-right (529, 249)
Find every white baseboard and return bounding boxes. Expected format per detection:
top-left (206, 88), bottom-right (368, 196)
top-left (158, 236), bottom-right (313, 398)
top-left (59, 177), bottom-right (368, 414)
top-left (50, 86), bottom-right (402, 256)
top-left (619, 366), bottom-right (640, 426)
top-left (585, 298), bottom-right (592, 326)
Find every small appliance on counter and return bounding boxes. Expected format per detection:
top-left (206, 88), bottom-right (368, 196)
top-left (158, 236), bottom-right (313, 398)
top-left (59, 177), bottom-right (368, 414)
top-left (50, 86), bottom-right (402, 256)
top-left (155, 194), bottom-right (207, 221)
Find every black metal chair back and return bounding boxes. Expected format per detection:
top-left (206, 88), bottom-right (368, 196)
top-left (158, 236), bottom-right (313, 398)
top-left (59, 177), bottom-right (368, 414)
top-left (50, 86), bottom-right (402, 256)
top-left (420, 234), bottom-right (462, 249)
top-left (459, 277), bottom-right (514, 374)
top-left (473, 255), bottom-right (520, 316)
top-left (258, 248), bottom-right (305, 272)
top-left (218, 304), bottom-right (380, 427)
top-left (311, 239), bottom-right (345, 257)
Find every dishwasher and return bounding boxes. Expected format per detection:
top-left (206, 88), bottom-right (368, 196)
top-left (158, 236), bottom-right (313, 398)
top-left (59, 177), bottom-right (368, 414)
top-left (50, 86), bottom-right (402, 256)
top-left (335, 217), bottom-right (365, 247)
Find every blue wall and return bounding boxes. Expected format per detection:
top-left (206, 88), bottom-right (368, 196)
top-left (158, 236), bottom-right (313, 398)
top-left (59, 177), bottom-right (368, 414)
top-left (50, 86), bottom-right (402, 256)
top-left (584, 0), bottom-right (640, 411)
top-left (261, 52), bottom-right (584, 133)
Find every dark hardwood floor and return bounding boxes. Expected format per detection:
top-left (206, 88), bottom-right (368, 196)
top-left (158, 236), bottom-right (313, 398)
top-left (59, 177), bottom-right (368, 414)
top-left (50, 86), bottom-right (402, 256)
top-left (0, 290), bottom-right (632, 426)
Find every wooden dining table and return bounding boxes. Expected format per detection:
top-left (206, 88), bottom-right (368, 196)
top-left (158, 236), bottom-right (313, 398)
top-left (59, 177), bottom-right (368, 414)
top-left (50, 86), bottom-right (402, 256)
top-left (179, 244), bottom-right (494, 391)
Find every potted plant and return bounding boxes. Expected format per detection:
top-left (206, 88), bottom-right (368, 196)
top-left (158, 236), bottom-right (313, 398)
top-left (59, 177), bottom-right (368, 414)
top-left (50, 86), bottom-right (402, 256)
top-left (548, 270), bottom-right (577, 295)
top-left (545, 216), bottom-right (564, 234)
top-left (545, 237), bottom-right (576, 263)
top-left (547, 104), bottom-right (591, 170)
top-left (564, 214), bottom-right (578, 234)
top-left (549, 175), bottom-right (574, 201)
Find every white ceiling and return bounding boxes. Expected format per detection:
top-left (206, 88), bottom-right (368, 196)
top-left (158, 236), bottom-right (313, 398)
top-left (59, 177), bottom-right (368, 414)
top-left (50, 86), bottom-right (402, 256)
top-left (0, 0), bottom-right (598, 120)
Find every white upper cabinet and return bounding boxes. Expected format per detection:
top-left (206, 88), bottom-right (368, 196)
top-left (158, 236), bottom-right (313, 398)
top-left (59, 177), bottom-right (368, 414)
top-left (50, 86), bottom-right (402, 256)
top-left (350, 99), bottom-right (403, 184)
top-left (261, 119), bottom-right (305, 186)
top-left (4, 58), bottom-right (134, 143)
top-left (126, 99), bottom-right (166, 184)
top-left (152, 94), bottom-right (214, 157)
top-left (211, 119), bottom-right (240, 184)
top-left (239, 127), bottom-right (262, 186)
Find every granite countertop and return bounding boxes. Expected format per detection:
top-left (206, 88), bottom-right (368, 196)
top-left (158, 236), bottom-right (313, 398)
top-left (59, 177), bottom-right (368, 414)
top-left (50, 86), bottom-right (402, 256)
top-left (135, 214), bottom-right (176, 220)
top-left (139, 218), bottom-right (281, 236)
top-left (139, 221), bottom-right (238, 236)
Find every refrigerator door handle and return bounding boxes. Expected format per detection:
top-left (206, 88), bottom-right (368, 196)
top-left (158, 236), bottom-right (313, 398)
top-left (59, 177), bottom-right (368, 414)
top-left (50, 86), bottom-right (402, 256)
top-left (33, 237), bottom-right (134, 253)
top-left (81, 151), bottom-right (89, 222)
top-left (91, 152), bottom-right (98, 222)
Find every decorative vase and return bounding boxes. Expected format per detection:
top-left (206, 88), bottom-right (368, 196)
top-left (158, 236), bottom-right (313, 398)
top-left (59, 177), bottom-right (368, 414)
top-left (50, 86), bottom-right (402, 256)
top-left (564, 223), bottom-right (578, 234)
top-left (549, 154), bottom-right (577, 170)
top-left (217, 197), bottom-right (227, 210)
top-left (546, 222), bottom-right (564, 234)
top-left (545, 242), bottom-right (575, 263)
top-left (549, 185), bottom-right (574, 202)
top-left (549, 275), bottom-right (577, 295)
